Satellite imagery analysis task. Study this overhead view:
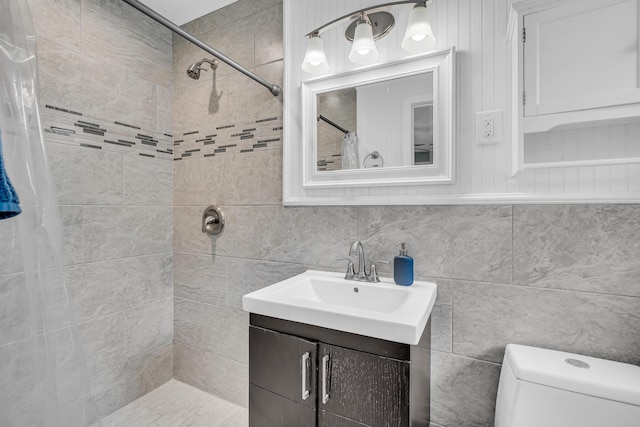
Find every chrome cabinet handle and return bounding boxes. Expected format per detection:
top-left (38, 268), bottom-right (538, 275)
top-left (301, 352), bottom-right (310, 400)
top-left (321, 354), bottom-right (330, 404)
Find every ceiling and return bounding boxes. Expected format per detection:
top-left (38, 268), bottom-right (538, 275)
top-left (138, 0), bottom-right (239, 26)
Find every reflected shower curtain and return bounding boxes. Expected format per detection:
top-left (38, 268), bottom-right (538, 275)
top-left (0, 0), bottom-right (102, 425)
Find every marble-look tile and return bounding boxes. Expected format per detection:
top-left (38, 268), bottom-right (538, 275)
top-left (452, 281), bottom-right (640, 365)
top-left (0, 273), bottom-right (30, 346)
top-left (47, 142), bottom-right (124, 206)
top-left (0, 335), bottom-right (45, 412)
top-left (200, 15), bottom-right (255, 79)
top-left (123, 157), bottom-right (172, 206)
top-left (0, 218), bottom-right (23, 274)
top-left (201, 0), bottom-right (282, 31)
top-left (156, 85), bottom-right (173, 136)
top-left (194, 155), bottom-right (230, 206)
top-left (172, 34), bottom-right (212, 91)
top-left (123, 298), bottom-right (173, 359)
top-left (174, 205), bottom-right (256, 258)
top-left (65, 254), bottom-right (167, 323)
top-left (82, 206), bottom-right (172, 261)
top-left (158, 252), bottom-right (174, 299)
top-left (172, 75), bottom-right (230, 134)
top-left (101, 380), bottom-right (248, 427)
top-left (227, 61), bottom-right (283, 124)
top-left (431, 304), bottom-right (452, 353)
top-left (174, 157), bottom-right (205, 206)
top-left (174, 206), bottom-right (208, 254)
top-left (254, 4), bottom-right (283, 67)
top-left (174, 297), bottom-right (249, 363)
top-left (254, 206), bottom-right (358, 266)
top-left (174, 252), bottom-right (228, 306)
top-left (37, 39), bottom-right (159, 131)
top-left (82, 0), bottom-right (173, 88)
top-left (210, 206), bottom-right (257, 257)
top-left (78, 312), bottom-right (126, 376)
top-left (59, 205), bottom-right (84, 265)
top-left (430, 351), bottom-right (501, 427)
top-left (513, 204), bottom-right (640, 297)
top-left (90, 343), bottom-right (172, 417)
top-left (0, 330), bottom-right (101, 426)
top-left (174, 342), bottom-right (248, 408)
top-left (28, 0), bottom-right (81, 52)
top-left (357, 205), bottom-right (513, 283)
top-left (48, 328), bottom-right (103, 427)
top-left (226, 258), bottom-right (308, 309)
top-left (215, 150), bottom-right (283, 205)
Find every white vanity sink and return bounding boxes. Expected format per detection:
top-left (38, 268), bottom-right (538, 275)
top-left (242, 270), bottom-right (437, 345)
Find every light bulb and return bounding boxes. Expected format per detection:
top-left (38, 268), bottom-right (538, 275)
top-left (348, 20), bottom-right (379, 64)
top-left (402, 4), bottom-right (436, 52)
top-left (302, 34), bottom-right (329, 74)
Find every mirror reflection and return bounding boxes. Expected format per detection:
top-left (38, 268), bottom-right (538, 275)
top-left (316, 71), bottom-right (434, 172)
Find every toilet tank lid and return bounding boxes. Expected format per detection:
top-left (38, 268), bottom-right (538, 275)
top-left (504, 344), bottom-right (640, 406)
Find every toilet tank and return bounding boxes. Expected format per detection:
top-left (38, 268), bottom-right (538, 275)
top-left (495, 344), bottom-right (640, 427)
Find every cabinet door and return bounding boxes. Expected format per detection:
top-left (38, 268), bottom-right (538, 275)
top-left (249, 326), bottom-right (317, 426)
top-left (523, 0), bottom-right (640, 117)
top-left (318, 343), bottom-right (410, 427)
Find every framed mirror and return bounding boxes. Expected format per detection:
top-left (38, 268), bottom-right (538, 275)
top-left (300, 47), bottom-right (455, 189)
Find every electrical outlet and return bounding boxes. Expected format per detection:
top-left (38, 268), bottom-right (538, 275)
top-left (483, 117), bottom-right (494, 137)
top-left (476, 110), bottom-right (501, 145)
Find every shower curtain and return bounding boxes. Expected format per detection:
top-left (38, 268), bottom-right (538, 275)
top-left (0, 0), bottom-right (102, 425)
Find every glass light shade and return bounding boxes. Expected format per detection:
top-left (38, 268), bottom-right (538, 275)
top-left (348, 21), bottom-right (379, 64)
top-left (401, 5), bottom-right (436, 52)
top-left (302, 35), bottom-right (329, 74)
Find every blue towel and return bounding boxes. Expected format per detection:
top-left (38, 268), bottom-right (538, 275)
top-left (0, 132), bottom-right (21, 220)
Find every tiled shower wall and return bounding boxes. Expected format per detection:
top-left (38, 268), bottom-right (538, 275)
top-left (173, 1), bottom-right (640, 426)
top-left (29, 0), bottom-right (173, 417)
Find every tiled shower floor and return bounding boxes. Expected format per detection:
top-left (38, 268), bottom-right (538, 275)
top-left (101, 380), bottom-right (248, 427)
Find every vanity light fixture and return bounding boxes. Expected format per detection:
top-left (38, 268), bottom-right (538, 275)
top-left (302, 33), bottom-right (330, 74)
top-left (401, 2), bottom-right (436, 52)
top-left (301, 0), bottom-right (436, 74)
top-left (347, 13), bottom-right (382, 64)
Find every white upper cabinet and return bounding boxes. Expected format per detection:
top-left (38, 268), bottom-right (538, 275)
top-left (524, 0), bottom-right (640, 118)
top-left (509, 0), bottom-right (640, 173)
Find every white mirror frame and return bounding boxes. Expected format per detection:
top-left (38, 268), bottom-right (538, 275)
top-left (300, 47), bottom-right (455, 189)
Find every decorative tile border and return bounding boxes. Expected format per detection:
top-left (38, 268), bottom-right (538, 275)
top-left (172, 117), bottom-right (283, 161)
top-left (41, 105), bottom-right (173, 160)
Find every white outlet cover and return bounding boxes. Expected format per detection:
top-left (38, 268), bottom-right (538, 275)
top-left (475, 110), bottom-right (502, 145)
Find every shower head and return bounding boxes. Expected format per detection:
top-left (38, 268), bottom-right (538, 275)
top-left (186, 58), bottom-right (219, 80)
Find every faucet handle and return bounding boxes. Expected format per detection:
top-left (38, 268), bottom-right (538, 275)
top-left (336, 256), bottom-right (356, 280)
top-left (369, 259), bottom-right (390, 283)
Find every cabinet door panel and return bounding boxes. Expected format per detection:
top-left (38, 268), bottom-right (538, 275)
top-left (524, 0), bottom-right (640, 116)
top-left (250, 384), bottom-right (316, 427)
top-left (249, 326), bottom-right (317, 408)
top-left (318, 343), bottom-right (410, 426)
top-left (319, 410), bottom-right (369, 427)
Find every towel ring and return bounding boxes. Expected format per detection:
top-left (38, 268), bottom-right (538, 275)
top-left (363, 151), bottom-right (384, 168)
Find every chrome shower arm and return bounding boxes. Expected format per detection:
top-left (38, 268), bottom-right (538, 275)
top-left (121, 0), bottom-right (282, 97)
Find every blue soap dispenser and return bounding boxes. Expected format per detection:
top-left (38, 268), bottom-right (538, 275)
top-left (394, 243), bottom-right (414, 286)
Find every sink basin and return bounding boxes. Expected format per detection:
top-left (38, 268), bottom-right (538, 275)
top-left (242, 270), bottom-right (437, 345)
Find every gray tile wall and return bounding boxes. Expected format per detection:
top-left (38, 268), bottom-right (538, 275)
top-left (19, 0), bottom-right (174, 417)
top-left (173, 2), bottom-right (640, 427)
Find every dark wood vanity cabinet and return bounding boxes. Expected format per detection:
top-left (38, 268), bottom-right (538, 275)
top-left (248, 314), bottom-right (430, 427)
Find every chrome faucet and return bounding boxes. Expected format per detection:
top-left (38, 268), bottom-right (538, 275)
top-left (337, 241), bottom-right (390, 282)
top-left (349, 241), bottom-right (367, 280)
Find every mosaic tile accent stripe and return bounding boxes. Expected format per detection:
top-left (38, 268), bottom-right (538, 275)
top-left (173, 116), bottom-right (283, 161)
top-left (41, 105), bottom-right (173, 160)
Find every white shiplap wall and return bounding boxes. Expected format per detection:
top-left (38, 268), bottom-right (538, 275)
top-left (283, 0), bottom-right (640, 205)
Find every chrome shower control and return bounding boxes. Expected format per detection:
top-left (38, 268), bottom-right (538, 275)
top-left (202, 205), bottom-right (225, 236)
